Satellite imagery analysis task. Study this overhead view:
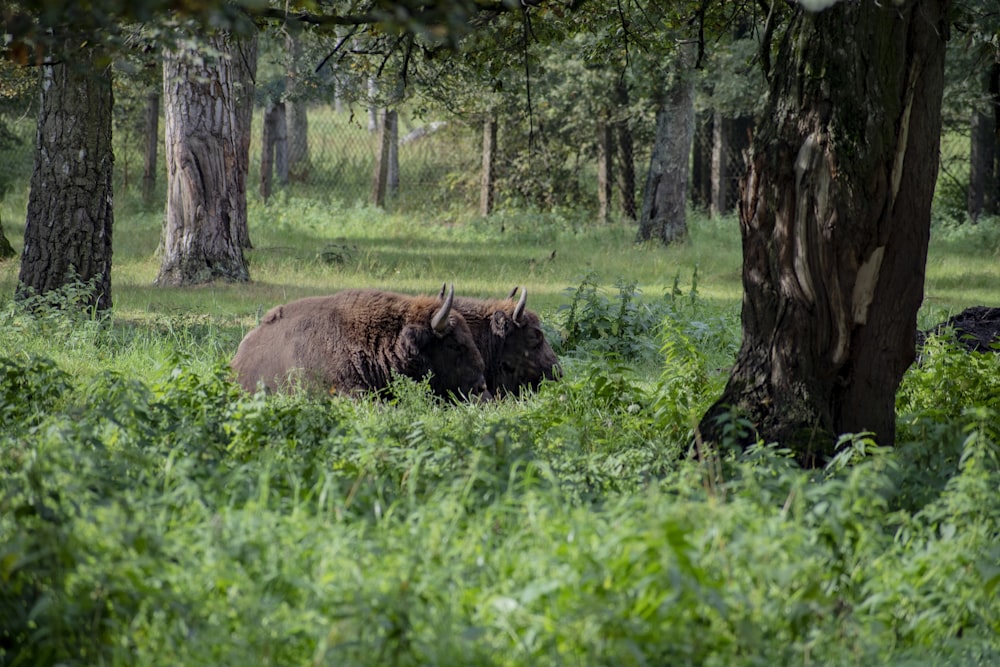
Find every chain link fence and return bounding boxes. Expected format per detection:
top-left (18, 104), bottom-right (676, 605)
top-left (0, 95), bottom-right (980, 224)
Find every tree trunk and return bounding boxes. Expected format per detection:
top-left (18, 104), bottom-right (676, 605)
top-left (17, 43), bottom-right (114, 311)
top-left (615, 80), bottom-right (637, 220)
top-left (691, 111), bottom-right (713, 212)
top-left (698, 0), bottom-right (948, 466)
top-left (969, 63), bottom-right (999, 221)
top-left (371, 107), bottom-right (395, 208)
top-left (260, 101), bottom-right (288, 201)
top-left (597, 112), bottom-right (613, 223)
top-left (480, 115), bottom-right (497, 216)
top-left (387, 108), bottom-right (399, 199)
top-left (285, 31), bottom-right (311, 182)
top-left (157, 30), bottom-right (257, 286)
top-left (637, 45), bottom-right (696, 245)
top-left (710, 114), bottom-right (753, 217)
top-left (141, 90), bottom-right (160, 208)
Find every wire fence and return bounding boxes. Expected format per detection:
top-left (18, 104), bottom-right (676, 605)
top-left (0, 99), bottom-right (979, 224)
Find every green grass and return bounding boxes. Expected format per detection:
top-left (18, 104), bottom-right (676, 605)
top-left (3, 129), bottom-right (1000, 665)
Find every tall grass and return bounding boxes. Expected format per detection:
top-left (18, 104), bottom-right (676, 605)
top-left (3, 123), bottom-right (1000, 665)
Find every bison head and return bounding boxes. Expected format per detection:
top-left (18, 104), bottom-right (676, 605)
top-left (399, 284), bottom-right (492, 402)
top-left (490, 287), bottom-right (561, 395)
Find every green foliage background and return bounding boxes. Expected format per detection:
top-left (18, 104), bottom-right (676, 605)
top-left (2, 193), bottom-right (1000, 664)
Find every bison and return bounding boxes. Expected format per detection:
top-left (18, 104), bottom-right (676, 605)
top-left (440, 285), bottom-right (561, 397)
top-left (231, 286), bottom-right (490, 401)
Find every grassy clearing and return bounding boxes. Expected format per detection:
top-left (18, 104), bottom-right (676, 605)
top-left (3, 146), bottom-right (1000, 664)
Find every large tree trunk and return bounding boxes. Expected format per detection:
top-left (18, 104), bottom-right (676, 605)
top-left (17, 44), bottom-right (114, 311)
top-left (156, 30), bottom-right (257, 286)
top-left (637, 46), bottom-right (696, 245)
top-left (698, 0), bottom-right (948, 466)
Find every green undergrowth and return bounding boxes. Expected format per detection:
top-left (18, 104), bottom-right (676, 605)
top-left (2, 281), bottom-right (1000, 666)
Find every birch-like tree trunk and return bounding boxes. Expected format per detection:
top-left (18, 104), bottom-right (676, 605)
top-left (636, 44), bottom-right (696, 245)
top-left (698, 0), bottom-right (948, 465)
top-left (156, 30), bottom-right (257, 286)
top-left (285, 31), bottom-right (311, 181)
top-left (17, 43), bottom-right (114, 311)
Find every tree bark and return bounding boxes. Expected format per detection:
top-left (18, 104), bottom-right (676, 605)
top-left (371, 107), bottom-right (395, 208)
top-left (968, 63), bottom-right (999, 221)
top-left (615, 80), bottom-right (637, 221)
top-left (17, 43), bottom-right (114, 311)
top-left (480, 115), bottom-right (497, 216)
top-left (710, 114), bottom-right (753, 217)
top-left (691, 111), bottom-right (713, 212)
top-left (597, 112), bottom-right (613, 223)
top-left (141, 90), bottom-right (160, 207)
top-left (285, 31), bottom-right (311, 182)
top-left (260, 100), bottom-right (288, 201)
top-left (637, 45), bottom-right (696, 245)
top-left (156, 30), bottom-right (257, 286)
top-left (698, 0), bottom-right (948, 466)
top-left (387, 108), bottom-right (399, 199)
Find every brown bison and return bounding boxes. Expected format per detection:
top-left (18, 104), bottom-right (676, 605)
top-left (441, 285), bottom-right (561, 397)
top-left (231, 286), bottom-right (490, 401)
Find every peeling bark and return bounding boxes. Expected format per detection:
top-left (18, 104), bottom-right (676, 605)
top-left (156, 30), bottom-right (257, 287)
top-left (698, 0), bottom-right (948, 465)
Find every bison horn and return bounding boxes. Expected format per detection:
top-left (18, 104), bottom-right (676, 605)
top-left (432, 284), bottom-right (454, 333)
top-left (439, 283), bottom-right (448, 300)
top-left (513, 286), bottom-right (527, 324)
top-left (506, 286), bottom-right (519, 300)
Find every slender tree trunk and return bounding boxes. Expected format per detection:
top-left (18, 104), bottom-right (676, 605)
top-left (615, 80), bottom-right (637, 220)
top-left (260, 101), bottom-right (288, 201)
top-left (969, 106), bottom-right (995, 221)
top-left (17, 43), bottom-right (114, 311)
top-left (371, 107), bottom-right (395, 208)
top-left (157, 30), bottom-right (257, 286)
top-left (710, 114), bottom-right (753, 217)
top-left (691, 111), bottom-right (712, 212)
top-left (698, 0), bottom-right (948, 465)
top-left (480, 115), bottom-right (497, 216)
top-left (969, 62), bottom-right (1000, 220)
top-left (387, 108), bottom-right (399, 199)
top-left (637, 45), bottom-right (696, 245)
top-left (597, 112), bottom-right (613, 223)
top-left (285, 31), bottom-right (311, 182)
top-left (142, 90), bottom-right (160, 207)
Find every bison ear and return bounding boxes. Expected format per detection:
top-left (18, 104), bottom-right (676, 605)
top-left (491, 311), bottom-right (512, 337)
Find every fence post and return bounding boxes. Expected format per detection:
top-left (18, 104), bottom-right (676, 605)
top-left (372, 108), bottom-right (396, 208)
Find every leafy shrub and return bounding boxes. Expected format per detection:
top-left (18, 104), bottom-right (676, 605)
top-left (0, 355), bottom-right (73, 430)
